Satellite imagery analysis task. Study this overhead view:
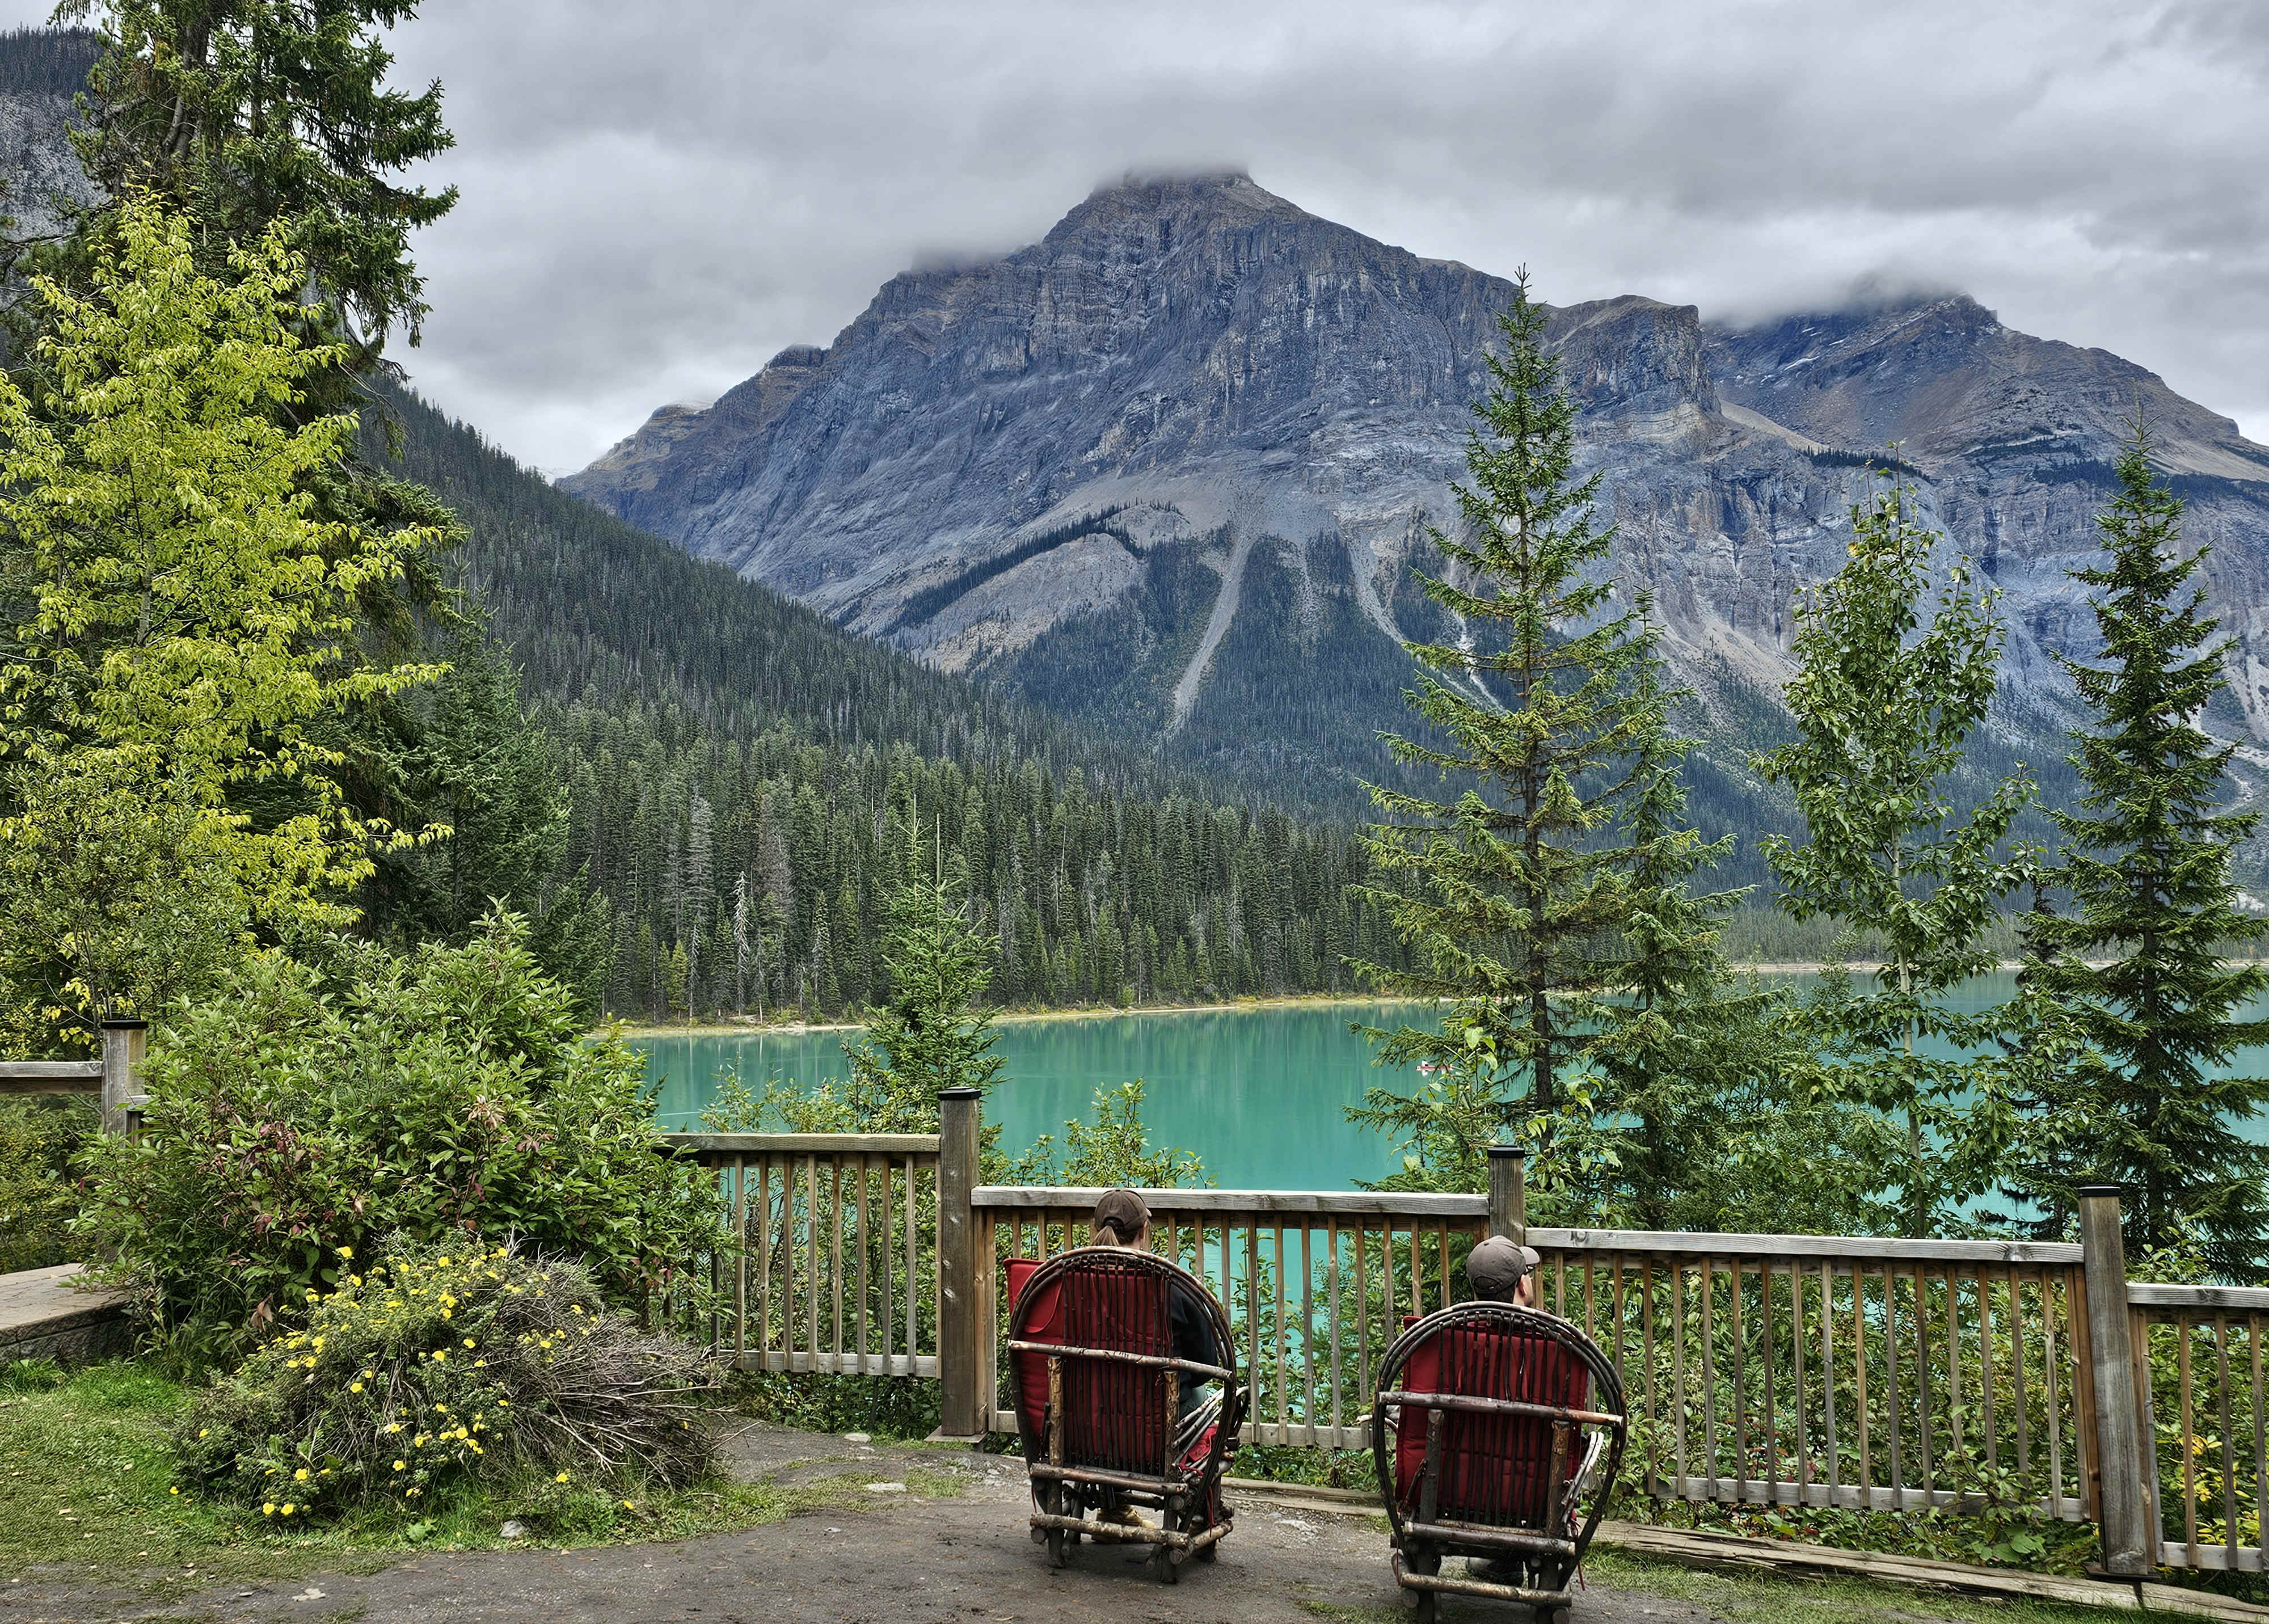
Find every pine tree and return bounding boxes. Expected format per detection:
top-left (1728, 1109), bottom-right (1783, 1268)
top-left (1586, 647), bottom-right (1747, 1225)
top-left (1756, 479), bottom-right (2032, 1233)
top-left (1349, 271), bottom-right (1656, 1198)
top-left (58, 0), bottom-right (457, 357)
top-left (2020, 429), bottom-right (2269, 1276)
top-left (837, 822), bottom-right (1005, 1131)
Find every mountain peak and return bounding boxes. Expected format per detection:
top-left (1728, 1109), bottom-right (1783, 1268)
top-left (1045, 169), bottom-right (1312, 244)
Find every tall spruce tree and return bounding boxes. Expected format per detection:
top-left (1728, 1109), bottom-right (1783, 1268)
top-left (2019, 429), bottom-right (2269, 1277)
top-left (56, 0), bottom-right (456, 360)
top-left (1756, 479), bottom-right (2032, 1234)
top-left (1588, 649), bottom-right (1753, 1225)
top-left (1349, 272), bottom-right (1656, 1202)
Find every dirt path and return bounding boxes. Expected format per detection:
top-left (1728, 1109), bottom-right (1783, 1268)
top-left (0, 1424), bottom-right (1743, 1624)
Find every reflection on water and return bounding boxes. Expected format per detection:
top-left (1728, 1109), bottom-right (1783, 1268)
top-left (633, 974), bottom-right (2269, 1193)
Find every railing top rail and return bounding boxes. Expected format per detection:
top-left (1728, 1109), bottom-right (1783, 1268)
top-left (973, 1185), bottom-right (1488, 1218)
top-left (0, 1059), bottom-right (104, 1094)
top-left (2129, 1281), bottom-right (2269, 1314)
top-left (1534, 1226), bottom-right (2083, 1267)
top-left (660, 1132), bottom-right (941, 1157)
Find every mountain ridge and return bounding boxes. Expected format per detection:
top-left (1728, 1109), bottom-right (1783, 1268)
top-left (563, 171), bottom-right (2269, 824)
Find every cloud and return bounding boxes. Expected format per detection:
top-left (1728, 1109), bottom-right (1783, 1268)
top-left (51, 0), bottom-right (2269, 470)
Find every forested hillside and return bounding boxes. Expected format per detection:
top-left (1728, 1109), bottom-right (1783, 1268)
top-left (365, 385), bottom-right (1408, 1017)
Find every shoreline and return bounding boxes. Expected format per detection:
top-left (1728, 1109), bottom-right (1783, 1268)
top-left (612, 960), bottom-right (2269, 1039)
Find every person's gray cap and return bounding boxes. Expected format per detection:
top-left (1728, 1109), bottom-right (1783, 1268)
top-left (1466, 1235), bottom-right (1541, 1301)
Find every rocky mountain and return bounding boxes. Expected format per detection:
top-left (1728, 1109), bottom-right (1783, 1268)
top-left (566, 172), bottom-right (2269, 829)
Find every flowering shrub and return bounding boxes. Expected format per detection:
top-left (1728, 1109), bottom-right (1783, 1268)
top-left (178, 1240), bottom-right (716, 1521)
top-left (74, 912), bottom-right (720, 1355)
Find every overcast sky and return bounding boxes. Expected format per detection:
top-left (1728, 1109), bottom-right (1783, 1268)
top-left (28, 0), bottom-right (2268, 474)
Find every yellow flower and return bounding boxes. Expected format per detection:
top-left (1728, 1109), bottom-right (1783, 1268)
top-left (338, 1246), bottom-right (352, 1259)
top-left (263, 1503), bottom-right (276, 1516)
top-left (462, 1338), bottom-right (475, 1348)
top-left (555, 1473), bottom-right (571, 1484)
top-left (170, 1487), bottom-right (180, 1496)
top-left (350, 1382), bottom-right (364, 1394)
top-left (198, 1429), bottom-right (209, 1439)
top-left (294, 1469), bottom-right (310, 1482)
top-left (622, 1500), bottom-right (635, 1511)
top-left (393, 1461), bottom-right (406, 1471)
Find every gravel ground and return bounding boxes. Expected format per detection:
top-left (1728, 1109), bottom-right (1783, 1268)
top-left (0, 1423), bottom-right (1731, 1624)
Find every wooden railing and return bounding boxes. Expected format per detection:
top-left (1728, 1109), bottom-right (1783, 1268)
top-left (2131, 1281), bottom-right (2269, 1572)
top-left (0, 1020), bottom-right (147, 1134)
top-left (663, 1094), bottom-right (2258, 1579)
top-left (661, 1131), bottom-right (943, 1377)
top-left (1529, 1229), bottom-right (2094, 1521)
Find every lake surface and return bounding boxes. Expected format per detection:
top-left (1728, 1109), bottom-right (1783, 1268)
top-left (634, 973), bottom-right (2269, 1192)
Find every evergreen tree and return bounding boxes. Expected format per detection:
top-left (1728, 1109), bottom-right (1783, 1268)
top-left (1756, 479), bottom-right (2032, 1234)
top-left (1587, 648), bottom-right (1751, 1225)
top-left (2019, 429), bottom-right (2269, 1277)
top-left (1349, 271), bottom-right (1655, 1201)
top-left (57, 0), bottom-right (457, 358)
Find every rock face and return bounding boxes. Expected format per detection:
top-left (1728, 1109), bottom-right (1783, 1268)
top-left (560, 175), bottom-right (2269, 806)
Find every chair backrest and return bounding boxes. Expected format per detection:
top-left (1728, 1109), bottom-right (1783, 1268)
top-left (1008, 1248), bottom-right (1180, 1477)
top-left (1390, 1307), bottom-right (1597, 1530)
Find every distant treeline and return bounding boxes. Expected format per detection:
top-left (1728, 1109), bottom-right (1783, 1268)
top-left (0, 27), bottom-right (99, 98)
top-left (547, 705), bottom-right (1408, 1017)
top-left (368, 385), bottom-right (1411, 1018)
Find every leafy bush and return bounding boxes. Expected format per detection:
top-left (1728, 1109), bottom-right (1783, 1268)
top-left (179, 1241), bottom-right (716, 1522)
top-left (75, 912), bottom-right (720, 1356)
top-left (0, 1096), bottom-right (94, 1272)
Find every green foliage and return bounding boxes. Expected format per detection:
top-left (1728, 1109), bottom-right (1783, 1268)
top-left (1756, 480), bottom-right (2033, 1232)
top-left (846, 825), bottom-right (1006, 1107)
top-left (1352, 271), bottom-right (1697, 1208)
top-left (2015, 430), bottom-right (2269, 1276)
top-left (74, 911), bottom-right (719, 1359)
top-left (1012, 1080), bottom-right (1209, 1189)
top-left (179, 1241), bottom-right (714, 1523)
top-left (0, 1095), bottom-right (94, 1271)
top-left (353, 626), bottom-right (613, 1017)
top-left (60, 0), bottom-right (456, 354)
top-left (0, 199), bottom-right (444, 1030)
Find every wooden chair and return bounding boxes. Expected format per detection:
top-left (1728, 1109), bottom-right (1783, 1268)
top-left (1006, 1248), bottom-right (1245, 1583)
top-left (1370, 1303), bottom-right (1627, 1622)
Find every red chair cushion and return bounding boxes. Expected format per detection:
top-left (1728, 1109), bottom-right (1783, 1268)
top-left (1392, 1317), bottom-right (1591, 1531)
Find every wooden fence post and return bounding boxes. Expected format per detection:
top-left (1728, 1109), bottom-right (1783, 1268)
top-left (99, 1019), bottom-right (146, 1138)
top-left (934, 1087), bottom-right (984, 1440)
top-left (2080, 1184), bottom-right (2153, 1577)
top-left (1488, 1146), bottom-right (1526, 1245)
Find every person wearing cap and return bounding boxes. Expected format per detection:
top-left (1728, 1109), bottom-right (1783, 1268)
top-left (1464, 1234), bottom-right (1543, 1309)
top-left (1090, 1187), bottom-right (1230, 1530)
top-left (1460, 1233), bottom-right (1566, 1587)
top-left (1090, 1187), bottom-right (1225, 1418)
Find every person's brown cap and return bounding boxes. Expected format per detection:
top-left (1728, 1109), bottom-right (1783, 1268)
top-left (1093, 1187), bottom-right (1150, 1243)
top-left (1466, 1235), bottom-right (1541, 1301)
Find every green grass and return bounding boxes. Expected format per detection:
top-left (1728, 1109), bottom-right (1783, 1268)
top-left (1585, 1551), bottom-right (2125, 1624)
top-left (1296, 1555), bottom-right (2158, 1624)
top-left (0, 1357), bottom-right (900, 1595)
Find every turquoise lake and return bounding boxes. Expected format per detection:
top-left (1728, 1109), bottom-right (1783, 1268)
top-left (632, 973), bottom-right (2269, 1193)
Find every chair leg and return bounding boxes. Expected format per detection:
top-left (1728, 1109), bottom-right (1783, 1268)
top-left (1412, 1593), bottom-right (1437, 1623)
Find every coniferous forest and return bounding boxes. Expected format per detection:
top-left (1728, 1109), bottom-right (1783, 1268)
top-left (361, 385), bottom-right (1408, 1020)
